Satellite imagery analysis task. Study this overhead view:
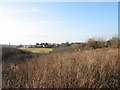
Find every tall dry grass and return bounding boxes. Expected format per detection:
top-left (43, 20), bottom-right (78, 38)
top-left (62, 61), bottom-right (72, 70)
top-left (2, 48), bottom-right (120, 89)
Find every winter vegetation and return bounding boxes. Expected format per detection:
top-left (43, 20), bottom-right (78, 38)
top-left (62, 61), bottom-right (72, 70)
top-left (2, 36), bottom-right (120, 89)
top-left (1, 2), bottom-right (118, 89)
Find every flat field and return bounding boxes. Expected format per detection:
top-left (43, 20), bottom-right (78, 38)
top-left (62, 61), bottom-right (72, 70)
top-left (18, 48), bottom-right (53, 53)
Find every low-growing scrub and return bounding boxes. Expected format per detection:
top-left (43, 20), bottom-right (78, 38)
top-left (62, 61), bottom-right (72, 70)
top-left (2, 47), bottom-right (36, 64)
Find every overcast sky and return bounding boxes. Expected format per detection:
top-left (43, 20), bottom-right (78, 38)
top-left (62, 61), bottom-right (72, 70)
top-left (0, 2), bottom-right (118, 45)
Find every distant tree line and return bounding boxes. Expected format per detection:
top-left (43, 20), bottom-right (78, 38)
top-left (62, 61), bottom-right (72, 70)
top-left (53, 36), bottom-right (120, 52)
top-left (18, 36), bottom-right (120, 51)
top-left (70, 36), bottom-right (119, 51)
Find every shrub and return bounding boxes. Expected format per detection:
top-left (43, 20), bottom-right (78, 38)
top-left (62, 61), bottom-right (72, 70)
top-left (86, 38), bottom-right (98, 49)
top-left (109, 37), bottom-right (119, 48)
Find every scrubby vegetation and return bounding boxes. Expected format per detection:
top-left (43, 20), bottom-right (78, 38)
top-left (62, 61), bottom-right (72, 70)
top-left (2, 36), bottom-right (120, 89)
top-left (53, 36), bottom-right (120, 53)
top-left (2, 47), bottom-right (38, 64)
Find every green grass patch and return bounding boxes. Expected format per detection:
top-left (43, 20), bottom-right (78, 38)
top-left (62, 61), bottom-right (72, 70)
top-left (18, 48), bottom-right (53, 53)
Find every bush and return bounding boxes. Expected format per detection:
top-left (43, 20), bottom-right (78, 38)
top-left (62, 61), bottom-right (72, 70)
top-left (86, 38), bottom-right (106, 49)
top-left (86, 38), bottom-right (98, 49)
top-left (109, 37), bottom-right (119, 48)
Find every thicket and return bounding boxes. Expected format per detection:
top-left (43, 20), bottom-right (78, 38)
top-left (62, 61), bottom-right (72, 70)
top-left (71, 36), bottom-right (119, 51)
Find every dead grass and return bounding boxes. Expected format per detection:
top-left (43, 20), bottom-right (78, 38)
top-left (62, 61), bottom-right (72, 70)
top-left (2, 48), bottom-right (120, 89)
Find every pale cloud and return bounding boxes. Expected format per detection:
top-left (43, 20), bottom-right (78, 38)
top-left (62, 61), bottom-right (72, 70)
top-left (0, 12), bottom-right (35, 36)
top-left (0, 5), bottom-right (64, 44)
top-left (0, 14), bottom-right (44, 44)
top-left (28, 20), bottom-right (64, 25)
top-left (0, 4), bottom-right (41, 14)
top-left (5, 8), bottom-right (41, 14)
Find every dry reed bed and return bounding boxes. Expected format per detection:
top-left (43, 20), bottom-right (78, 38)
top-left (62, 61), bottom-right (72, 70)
top-left (3, 48), bottom-right (120, 88)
